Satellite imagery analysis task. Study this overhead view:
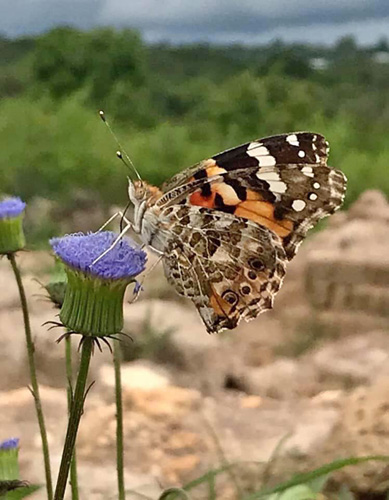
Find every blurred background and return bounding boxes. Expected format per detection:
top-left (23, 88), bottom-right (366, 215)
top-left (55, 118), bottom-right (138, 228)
top-left (1, 1), bottom-right (389, 499)
top-left (1, 0), bottom-right (389, 243)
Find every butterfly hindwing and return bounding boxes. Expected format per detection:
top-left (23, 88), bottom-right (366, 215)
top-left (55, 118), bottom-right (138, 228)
top-left (161, 205), bottom-right (287, 333)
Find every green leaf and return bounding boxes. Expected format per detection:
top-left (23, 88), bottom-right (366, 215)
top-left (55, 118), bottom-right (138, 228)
top-left (158, 487), bottom-right (190, 500)
top-left (243, 455), bottom-right (389, 499)
top-left (182, 463), bottom-right (238, 491)
top-left (307, 474), bottom-right (330, 493)
top-left (266, 484), bottom-right (317, 500)
top-left (3, 484), bottom-right (40, 499)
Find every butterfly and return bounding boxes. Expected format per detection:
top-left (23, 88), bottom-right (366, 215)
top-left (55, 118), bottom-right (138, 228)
top-left (115, 132), bottom-right (346, 333)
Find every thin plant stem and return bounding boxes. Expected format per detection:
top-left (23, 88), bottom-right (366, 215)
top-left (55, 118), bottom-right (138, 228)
top-left (65, 335), bottom-right (79, 500)
top-left (201, 413), bottom-right (243, 499)
top-left (113, 340), bottom-right (125, 500)
top-left (54, 336), bottom-right (93, 500)
top-left (8, 253), bottom-right (53, 500)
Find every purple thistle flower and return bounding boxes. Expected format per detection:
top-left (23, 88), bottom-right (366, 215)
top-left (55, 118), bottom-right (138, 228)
top-left (0, 198), bottom-right (26, 253)
top-left (0, 198), bottom-right (26, 220)
top-left (49, 231), bottom-right (147, 337)
top-left (0, 438), bottom-right (19, 450)
top-left (50, 232), bottom-right (147, 280)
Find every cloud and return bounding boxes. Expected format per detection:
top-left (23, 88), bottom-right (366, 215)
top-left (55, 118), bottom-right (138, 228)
top-left (99, 0), bottom-right (389, 30)
top-left (1, 0), bottom-right (389, 45)
top-left (1, 0), bottom-right (104, 36)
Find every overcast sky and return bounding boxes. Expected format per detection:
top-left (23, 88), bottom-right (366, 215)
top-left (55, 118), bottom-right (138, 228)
top-left (1, 0), bottom-right (389, 45)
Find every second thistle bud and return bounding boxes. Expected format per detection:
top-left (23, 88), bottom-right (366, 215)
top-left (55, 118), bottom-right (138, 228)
top-left (0, 197), bottom-right (26, 255)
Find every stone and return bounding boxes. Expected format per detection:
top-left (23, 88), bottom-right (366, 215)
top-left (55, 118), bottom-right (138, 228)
top-left (312, 331), bottom-right (389, 386)
top-left (244, 358), bottom-right (320, 399)
top-left (122, 299), bottom-right (229, 392)
top-left (320, 376), bottom-right (389, 493)
top-left (98, 360), bottom-right (171, 397)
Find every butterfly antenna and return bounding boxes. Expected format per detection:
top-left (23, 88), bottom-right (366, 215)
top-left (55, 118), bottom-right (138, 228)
top-left (99, 110), bottom-right (142, 181)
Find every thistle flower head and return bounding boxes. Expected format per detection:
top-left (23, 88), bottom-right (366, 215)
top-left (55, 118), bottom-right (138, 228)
top-left (0, 438), bottom-right (20, 481)
top-left (0, 197), bottom-right (26, 254)
top-left (0, 439), bottom-right (19, 451)
top-left (49, 231), bottom-right (147, 338)
top-left (50, 231), bottom-right (146, 280)
top-left (0, 198), bottom-right (26, 220)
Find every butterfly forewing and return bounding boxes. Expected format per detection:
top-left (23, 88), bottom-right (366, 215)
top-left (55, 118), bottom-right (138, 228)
top-left (162, 132), bottom-right (329, 193)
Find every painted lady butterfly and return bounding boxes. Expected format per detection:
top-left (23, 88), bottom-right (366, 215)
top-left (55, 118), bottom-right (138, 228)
top-left (119, 132), bottom-right (346, 333)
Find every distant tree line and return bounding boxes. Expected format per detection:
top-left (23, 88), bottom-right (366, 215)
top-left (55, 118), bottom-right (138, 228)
top-left (0, 28), bottom-right (388, 241)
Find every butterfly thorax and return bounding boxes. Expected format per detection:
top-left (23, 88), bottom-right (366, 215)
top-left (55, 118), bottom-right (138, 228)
top-left (129, 179), bottom-right (168, 253)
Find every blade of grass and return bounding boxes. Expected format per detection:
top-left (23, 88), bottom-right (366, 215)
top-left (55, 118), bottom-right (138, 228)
top-left (158, 487), bottom-right (190, 499)
top-left (261, 432), bottom-right (292, 488)
top-left (242, 455), bottom-right (389, 499)
top-left (201, 413), bottom-right (243, 498)
top-left (207, 474), bottom-right (216, 500)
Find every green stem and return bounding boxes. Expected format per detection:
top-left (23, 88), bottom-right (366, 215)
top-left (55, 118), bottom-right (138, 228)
top-left (54, 336), bottom-right (93, 500)
top-left (65, 336), bottom-right (79, 500)
top-left (8, 253), bottom-right (53, 500)
top-left (113, 341), bottom-right (125, 500)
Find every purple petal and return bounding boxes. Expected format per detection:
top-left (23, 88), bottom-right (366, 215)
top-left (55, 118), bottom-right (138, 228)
top-left (0, 197), bottom-right (26, 219)
top-left (0, 438), bottom-right (19, 450)
top-left (50, 231), bottom-right (147, 280)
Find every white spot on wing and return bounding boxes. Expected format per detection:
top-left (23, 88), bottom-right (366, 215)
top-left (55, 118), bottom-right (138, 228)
top-left (301, 166), bottom-right (314, 178)
top-left (298, 150), bottom-right (305, 158)
top-left (247, 142), bottom-right (267, 155)
top-left (313, 182), bottom-right (321, 189)
top-left (286, 134), bottom-right (299, 146)
top-left (257, 156), bottom-right (277, 166)
top-left (309, 193), bottom-right (318, 201)
top-left (292, 199), bottom-right (306, 212)
top-left (256, 170), bottom-right (287, 193)
top-left (247, 142), bottom-right (277, 166)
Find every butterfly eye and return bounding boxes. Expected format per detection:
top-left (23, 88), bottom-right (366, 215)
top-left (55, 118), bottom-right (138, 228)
top-left (248, 258), bottom-right (264, 271)
top-left (222, 290), bottom-right (239, 306)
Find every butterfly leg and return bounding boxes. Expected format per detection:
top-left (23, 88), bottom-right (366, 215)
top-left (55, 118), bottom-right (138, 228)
top-left (130, 254), bottom-right (163, 303)
top-left (91, 222), bottom-right (133, 266)
top-left (97, 211), bottom-right (132, 232)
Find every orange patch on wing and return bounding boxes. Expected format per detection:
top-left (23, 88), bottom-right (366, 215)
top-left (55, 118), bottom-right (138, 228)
top-left (189, 182), bottom-right (240, 208)
top-left (189, 190), bottom-right (216, 208)
top-left (205, 165), bottom-right (227, 177)
top-left (203, 159), bottom-right (217, 168)
top-left (209, 290), bottom-right (234, 316)
top-left (246, 189), bottom-right (263, 201)
top-left (188, 162), bottom-right (226, 184)
top-left (213, 183), bottom-right (241, 205)
top-left (235, 201), bottom-right (293, 238)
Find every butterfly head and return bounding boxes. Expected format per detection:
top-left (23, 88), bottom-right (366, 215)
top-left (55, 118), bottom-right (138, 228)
top-left (128, 178), bottom-right (163, 234)
top-left (129, 179), bottom-right (162, 206)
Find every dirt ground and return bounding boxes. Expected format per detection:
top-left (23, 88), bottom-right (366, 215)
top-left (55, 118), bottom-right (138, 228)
top-left (0, 190), bottom-right (389, 499)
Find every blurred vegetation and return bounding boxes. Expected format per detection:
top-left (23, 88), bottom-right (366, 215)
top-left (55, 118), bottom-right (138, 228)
top-left (0, 28), bottom-right (388, 242)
